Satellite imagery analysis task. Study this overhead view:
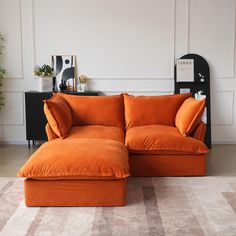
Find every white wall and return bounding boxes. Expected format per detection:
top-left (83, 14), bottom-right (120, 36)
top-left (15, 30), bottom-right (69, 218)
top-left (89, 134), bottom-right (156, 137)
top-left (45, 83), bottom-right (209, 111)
top-left (0, 0), bottom-right (235, 144)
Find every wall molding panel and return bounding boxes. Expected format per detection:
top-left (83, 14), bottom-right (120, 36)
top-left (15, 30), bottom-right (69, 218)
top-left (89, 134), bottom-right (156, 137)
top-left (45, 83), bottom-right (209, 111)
top-left (211, 90), bottom-right (234, 125)
top-left (90, 77), bottom-right (174, 80)
top-left (188, 0), bottom-right (236, 79)
top-left (33, 0), bottom-right (176, 79)
top-left (175, 0), bottom-right (189, 59)
top-left (32, 0), bottom-right (37, 71)
top-left (0, 90), bottom-right (24, 126)
top-left (102, 90), bottom-right (173, 96)
top-left (0, 0), bottom-right (24, 80)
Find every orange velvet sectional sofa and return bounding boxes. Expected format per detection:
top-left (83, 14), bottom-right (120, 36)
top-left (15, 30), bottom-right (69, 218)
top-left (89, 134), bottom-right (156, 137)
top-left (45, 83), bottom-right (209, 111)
top-left (18, 92), bottom-right (208, 207)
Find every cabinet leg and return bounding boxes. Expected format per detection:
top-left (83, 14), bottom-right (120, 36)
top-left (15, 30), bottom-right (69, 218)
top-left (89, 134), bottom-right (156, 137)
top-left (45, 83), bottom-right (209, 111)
top-left (28, 140), bottom-right (30, 149)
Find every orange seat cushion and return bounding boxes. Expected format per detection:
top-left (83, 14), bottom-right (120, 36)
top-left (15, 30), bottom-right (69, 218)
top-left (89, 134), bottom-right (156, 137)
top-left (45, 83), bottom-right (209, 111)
top-left (124, 93), bottom-right (191, 129)
top-left (125, 125), bottom-right (208, 154)
top-left (18, 139), bottom-right (129, 179)
top-left (44, 94), bottom-right (73, 138)
top-left (175, 97), bottom-right (206, 136)
top-left (58, 93), bottom-right (125, 129)
top-left (65, 125), bottom-right (124, 143)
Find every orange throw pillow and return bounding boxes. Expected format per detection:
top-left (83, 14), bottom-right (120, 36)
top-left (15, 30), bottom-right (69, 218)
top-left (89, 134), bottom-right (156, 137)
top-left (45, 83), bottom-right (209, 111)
top-left (44, 94), bottom-right (73, 138)
top-left (175, 97), bottom-right (205, 136)
top-left (124, 93), bottom-right (192, 129)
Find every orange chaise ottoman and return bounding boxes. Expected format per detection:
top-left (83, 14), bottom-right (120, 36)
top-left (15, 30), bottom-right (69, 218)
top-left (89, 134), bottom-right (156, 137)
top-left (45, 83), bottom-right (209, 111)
top-left (18, 138), bottom-right (129, 207)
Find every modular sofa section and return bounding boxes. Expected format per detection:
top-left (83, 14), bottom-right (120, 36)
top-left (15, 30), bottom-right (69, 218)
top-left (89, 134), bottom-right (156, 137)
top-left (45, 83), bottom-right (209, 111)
top-left (129, 154), bottom-right (206, 176)
top-left (18, 138), bottom-right (129, 207)
top-left (24, 179), bottom-right (126, 207)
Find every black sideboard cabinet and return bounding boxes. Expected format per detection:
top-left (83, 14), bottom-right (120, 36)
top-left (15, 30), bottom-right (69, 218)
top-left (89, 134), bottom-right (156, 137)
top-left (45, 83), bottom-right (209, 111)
top-left (25, 90), bottom-right (100, 148)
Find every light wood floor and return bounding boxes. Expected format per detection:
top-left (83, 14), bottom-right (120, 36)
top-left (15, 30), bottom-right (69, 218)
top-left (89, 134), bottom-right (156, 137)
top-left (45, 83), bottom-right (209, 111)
top-left (0, 144), bottom-right (235, 177)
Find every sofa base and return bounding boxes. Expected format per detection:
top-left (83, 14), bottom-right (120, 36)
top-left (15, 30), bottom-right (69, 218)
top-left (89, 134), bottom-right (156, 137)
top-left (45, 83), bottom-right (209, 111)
top-left (129, 154), bottom-right (206, 176)
top-left (24, 179), bottom-right (126, 207)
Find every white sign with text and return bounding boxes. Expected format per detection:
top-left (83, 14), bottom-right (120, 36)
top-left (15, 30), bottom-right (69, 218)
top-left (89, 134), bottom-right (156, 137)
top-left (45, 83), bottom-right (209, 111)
top-left (176, 59), bottom-right (194, 82)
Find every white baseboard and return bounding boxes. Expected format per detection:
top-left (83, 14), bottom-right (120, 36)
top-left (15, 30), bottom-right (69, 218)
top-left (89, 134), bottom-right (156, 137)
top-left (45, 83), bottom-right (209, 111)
top-left (212, 140), bottom-right (236, 145)
top-left (0, 140), bottom-right (28, 145)
top-left (0, 140), bottom-right (47, 145)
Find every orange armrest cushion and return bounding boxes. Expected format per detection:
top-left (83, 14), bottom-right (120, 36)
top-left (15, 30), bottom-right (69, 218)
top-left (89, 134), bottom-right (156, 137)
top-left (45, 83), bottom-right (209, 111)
top-left (191, 122), bottom-right (206, 142)
top-left (45, 123), bottom-right (59, 141)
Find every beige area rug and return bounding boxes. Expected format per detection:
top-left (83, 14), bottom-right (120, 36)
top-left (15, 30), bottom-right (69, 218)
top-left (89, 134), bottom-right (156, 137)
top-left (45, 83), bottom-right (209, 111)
top-left (1, 177), bottom-right (236, 236)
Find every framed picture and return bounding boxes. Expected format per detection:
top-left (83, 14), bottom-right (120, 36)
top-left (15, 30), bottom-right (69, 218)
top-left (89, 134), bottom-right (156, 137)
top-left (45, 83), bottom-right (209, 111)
top-left (52, 55), bottom-right (76, 91)
top-left (176, 59), bottom-right (194, 82)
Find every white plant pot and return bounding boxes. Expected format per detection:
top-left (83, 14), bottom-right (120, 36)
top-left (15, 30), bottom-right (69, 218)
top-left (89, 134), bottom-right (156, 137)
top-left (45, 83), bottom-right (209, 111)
top-left (80, 83), bottom-right (87, 92)
top-left (38, 76), bottom-right (53, 92)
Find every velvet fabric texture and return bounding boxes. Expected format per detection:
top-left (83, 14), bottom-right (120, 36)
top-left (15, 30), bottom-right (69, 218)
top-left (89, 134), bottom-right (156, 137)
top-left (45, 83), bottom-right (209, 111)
top-left (45, 124), bottom-right (125, 143)
top-left (129, 154), bottom-right (206, 176)
top-left (192, 122), bottom-right (206, 141)
top-left (65, 125), bottom-right (124, 143)
top-left (18, 139), bottom-right (129, 179)
top-left (175, 97), bottom-right (206, 136)
top-left (125, 125), bottom-right (208, 154)
top-left (124, 93), bottom-right (192, 129)
top-left (45, 123), bottom-right (59, 141)
top-left (58, 93), bottom-right (125, 129)
top-left (24, 179), bottom-right (126, 206)
top-left (44, 94), bottom-right (73, 138)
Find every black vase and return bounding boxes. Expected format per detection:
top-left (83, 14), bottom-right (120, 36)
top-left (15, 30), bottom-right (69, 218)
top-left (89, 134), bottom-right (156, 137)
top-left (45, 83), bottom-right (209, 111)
top-left (59, 80), bottom-right (67, 91)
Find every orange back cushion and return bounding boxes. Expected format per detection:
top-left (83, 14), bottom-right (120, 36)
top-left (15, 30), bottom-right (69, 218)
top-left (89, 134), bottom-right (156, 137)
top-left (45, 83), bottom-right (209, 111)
top-left (175, 97), bottom-right (206, 136)
top-left (44, 94), bottom-right (73, 138)
top-left (124, 93), bottom-right (191, 129)
top-left (58, 93), bottom-right (125, 129)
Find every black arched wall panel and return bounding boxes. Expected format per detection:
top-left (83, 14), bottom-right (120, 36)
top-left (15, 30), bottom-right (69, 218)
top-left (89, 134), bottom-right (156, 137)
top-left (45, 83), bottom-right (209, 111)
top-left (174, 53), bottom-right (211, 148)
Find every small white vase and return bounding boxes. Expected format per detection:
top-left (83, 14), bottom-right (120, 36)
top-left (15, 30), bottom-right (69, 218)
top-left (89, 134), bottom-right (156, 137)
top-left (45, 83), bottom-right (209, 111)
top-left (38, 76), bottom-right (53, 92)
top-left (80, 83), bottom-right (87, 92)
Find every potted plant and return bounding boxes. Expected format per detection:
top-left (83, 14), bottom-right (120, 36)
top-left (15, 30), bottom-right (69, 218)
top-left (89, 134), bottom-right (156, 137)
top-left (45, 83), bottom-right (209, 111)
top-left (34, 64), bottom-right (54, 92)
top-left (0, 33), bottom-right (6, 110)
top-left (78, 74), bottom-right (89, 92)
